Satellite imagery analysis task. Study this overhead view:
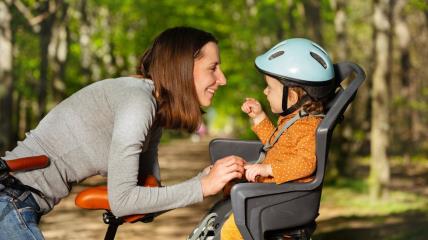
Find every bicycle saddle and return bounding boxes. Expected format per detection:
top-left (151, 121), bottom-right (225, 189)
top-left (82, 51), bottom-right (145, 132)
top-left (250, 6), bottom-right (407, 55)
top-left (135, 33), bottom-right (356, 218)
top-left (75, 175), bottom-right (158, 223)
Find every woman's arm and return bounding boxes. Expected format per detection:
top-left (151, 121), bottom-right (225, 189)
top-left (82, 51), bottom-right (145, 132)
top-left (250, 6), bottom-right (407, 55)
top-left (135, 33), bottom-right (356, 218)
top-left (137, 127), bottom-right (162, 185)
top-left (107, 90), bottom-right (205, 217)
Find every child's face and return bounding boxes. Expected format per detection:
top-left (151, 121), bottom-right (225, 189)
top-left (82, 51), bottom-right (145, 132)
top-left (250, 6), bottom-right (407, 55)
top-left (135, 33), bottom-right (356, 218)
top-left (263, 75), bottom-right (284, 113)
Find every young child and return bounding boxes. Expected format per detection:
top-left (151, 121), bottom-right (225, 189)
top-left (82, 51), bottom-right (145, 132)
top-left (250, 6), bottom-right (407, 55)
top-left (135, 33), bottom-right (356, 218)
top-left (220, 38), bottom-right (337, 240)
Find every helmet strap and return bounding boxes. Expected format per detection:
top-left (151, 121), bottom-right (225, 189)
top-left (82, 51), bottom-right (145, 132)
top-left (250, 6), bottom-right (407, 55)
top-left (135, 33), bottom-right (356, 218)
top-left (281, 86), bottom-right (288, 114)
top-left (280, 94), bottom-right (311, 116)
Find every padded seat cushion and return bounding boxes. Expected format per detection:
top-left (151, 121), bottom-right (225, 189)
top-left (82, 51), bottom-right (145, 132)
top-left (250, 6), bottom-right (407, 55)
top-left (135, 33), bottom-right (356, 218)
top-left (75, 175), bottom-right (158, 223)
top-left (75, 186), bottom-right (110, 210)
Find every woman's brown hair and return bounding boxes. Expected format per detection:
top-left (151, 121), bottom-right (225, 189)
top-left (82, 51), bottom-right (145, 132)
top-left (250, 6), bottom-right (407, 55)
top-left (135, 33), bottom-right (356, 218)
top-left (137, 27), bottom-right (218, 132)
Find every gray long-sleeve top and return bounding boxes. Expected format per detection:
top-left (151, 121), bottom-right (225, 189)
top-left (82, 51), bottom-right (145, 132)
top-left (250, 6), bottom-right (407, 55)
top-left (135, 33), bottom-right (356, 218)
top-left (1, 77), bottom-right (204, 216)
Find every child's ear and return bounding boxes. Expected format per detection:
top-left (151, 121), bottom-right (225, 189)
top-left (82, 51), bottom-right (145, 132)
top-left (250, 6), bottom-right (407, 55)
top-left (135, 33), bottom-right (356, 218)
top-left (288, 89), bottom-right (299, 103)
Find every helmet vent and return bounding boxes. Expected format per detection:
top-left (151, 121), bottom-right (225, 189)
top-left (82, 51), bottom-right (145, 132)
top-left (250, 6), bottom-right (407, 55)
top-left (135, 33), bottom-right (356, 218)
top-left (311, 42), bottom-right (328, 55)
top-left (310, 52), bottom-right (327, 69)
top-left (269, 51), bottom-right (284, 60)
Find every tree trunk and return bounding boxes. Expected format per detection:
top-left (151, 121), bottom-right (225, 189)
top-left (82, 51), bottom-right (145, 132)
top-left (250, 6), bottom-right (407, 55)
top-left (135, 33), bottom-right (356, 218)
top-left (393, 0), bottom-right (412, 158)
top-left (411, 10), bottom-right (428, 145)
top-left (333, 0), bottom-right (348, 61)
top-left (38, 0), bottom-right (56, 119)
top-left (0, 0), bottom-right (14, 153)
top-left (79, 0), bottom-right (93, 83)
top-left (303, 0), bottom-right (323, 45)
top-left (99, 8), bottom-right (117, 78)
top-left (286, 0), bottom-right (297, 35)
top-left (331, 0), bottom-right (352, 176)
top-left (370, 0), bottom-right (391, 200)
top-left (49, 1), bottom-right (69, 102)
top-left (274, 1), bottom-right (285, 41)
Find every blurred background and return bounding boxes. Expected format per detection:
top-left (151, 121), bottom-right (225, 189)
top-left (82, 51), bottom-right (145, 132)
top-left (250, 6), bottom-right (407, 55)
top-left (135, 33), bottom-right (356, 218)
top-left (0, 0), bottom-right (427, 239)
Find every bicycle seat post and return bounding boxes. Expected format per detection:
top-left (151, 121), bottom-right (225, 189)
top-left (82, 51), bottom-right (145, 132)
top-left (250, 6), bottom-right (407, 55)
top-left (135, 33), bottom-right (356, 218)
top-left (103, 211), bottom-right (124, 240)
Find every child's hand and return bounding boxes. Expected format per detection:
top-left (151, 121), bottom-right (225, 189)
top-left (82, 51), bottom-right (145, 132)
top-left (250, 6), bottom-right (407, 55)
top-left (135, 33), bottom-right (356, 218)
top-left (241, 98), bottom-right (266, 125)
top-left (202, 165), bottom-right (213, 176)
top-left (244, 163), bottom-right (273, 182)
top-left (241, 98), bottom-right (263, 117)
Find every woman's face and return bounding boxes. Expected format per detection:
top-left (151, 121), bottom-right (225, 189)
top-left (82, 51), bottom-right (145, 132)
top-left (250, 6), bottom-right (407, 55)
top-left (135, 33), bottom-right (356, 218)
top-left (193, 42), bottom-right (227, 107)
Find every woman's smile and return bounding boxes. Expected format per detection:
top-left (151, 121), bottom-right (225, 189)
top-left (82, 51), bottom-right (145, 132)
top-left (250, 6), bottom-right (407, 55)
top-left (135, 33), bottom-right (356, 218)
top-left (206, 87), bottom-right (217, 97)
top-left (193, 42), bottom-right (226, 107)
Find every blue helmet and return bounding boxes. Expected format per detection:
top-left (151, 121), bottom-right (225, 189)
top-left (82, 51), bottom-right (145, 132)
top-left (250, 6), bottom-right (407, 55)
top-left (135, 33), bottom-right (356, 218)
top-left (255, 38), bottom-right (336, 100)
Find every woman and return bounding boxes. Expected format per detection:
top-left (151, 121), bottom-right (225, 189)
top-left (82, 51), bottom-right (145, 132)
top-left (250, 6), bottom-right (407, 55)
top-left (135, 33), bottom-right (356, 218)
top-left (0, 26), bottom-right (245, 240)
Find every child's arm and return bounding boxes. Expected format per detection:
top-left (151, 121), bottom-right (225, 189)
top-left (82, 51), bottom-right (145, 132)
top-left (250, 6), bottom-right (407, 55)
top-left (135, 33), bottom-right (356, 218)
top-left (244, 163), bottom-right (272, 182)
top-left (241, 98), bottom-right (275, 143)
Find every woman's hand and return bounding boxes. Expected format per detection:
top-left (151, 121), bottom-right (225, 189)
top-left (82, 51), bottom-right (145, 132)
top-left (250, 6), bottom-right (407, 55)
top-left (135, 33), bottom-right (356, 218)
top-left (200, 155), bottom-right (246, 197)
top-left (241, 98), bottom-right (266, 125)
top-left (244, 163), bottom-right (272, 182)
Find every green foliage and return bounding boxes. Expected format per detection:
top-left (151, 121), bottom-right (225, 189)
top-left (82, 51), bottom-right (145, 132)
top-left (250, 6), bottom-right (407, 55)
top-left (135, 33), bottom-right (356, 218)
top-left (409, 0), bottom-right (428, 11)
top-left (6, 0), bottom-right (428, 165)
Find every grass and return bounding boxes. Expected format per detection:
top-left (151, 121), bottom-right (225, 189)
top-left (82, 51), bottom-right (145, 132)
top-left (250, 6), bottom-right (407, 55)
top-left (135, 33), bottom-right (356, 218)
top-left (321, 178), bottom-right (428, 216)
